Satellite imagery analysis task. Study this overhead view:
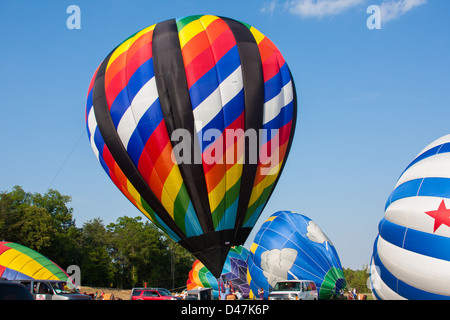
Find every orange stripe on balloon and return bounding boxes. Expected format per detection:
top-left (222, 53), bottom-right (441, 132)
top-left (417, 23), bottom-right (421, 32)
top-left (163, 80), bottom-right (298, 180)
top-left (125, 31), bottom-right (154, 83)
top-left (252, 121), bottom-right (292, 186)
top-left (105, 64), bottom-right (128, 109)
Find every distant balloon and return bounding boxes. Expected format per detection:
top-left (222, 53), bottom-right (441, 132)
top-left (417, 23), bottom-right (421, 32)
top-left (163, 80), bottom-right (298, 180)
top-left (370, 135), bottom-right (450, 300)
top-left (247, 211), bottom-right (347, 299)
top-left (187, 246), bottom-right (250, 299)
top-left (0, 242), bottom-right (69, 281)
top-left (85, 15), bottom-right (297, 277)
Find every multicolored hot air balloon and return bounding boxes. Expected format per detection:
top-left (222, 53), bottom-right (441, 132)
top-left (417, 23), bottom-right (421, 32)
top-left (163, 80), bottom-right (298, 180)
top-left (370, 135), bottom-right (450, 300)
top-left (0, 242), bottom-right (69, 281)
top-left (187, 246), bottom-right (250, 299)
top-left (85, 15), bottom-right (297, 277)
top-left (247, 211), bottom-right (347, 300)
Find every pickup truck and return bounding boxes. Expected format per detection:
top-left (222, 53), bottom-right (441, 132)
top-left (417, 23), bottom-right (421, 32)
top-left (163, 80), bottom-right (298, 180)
top-left (11, 279), bottom-right (92, 300)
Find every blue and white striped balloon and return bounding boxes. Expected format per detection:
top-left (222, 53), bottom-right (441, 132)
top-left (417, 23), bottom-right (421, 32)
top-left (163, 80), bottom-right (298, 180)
top-left (370, 134), bottom-right (450, 300)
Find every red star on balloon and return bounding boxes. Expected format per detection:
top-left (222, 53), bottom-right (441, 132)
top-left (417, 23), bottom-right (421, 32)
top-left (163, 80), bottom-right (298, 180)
top-left (425, 199), bottom-right (450, 232)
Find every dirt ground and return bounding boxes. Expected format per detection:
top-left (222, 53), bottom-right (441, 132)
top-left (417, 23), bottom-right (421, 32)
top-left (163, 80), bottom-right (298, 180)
top-left (78, 286), bottom-right (373, 301)
top-left (79, 286), bottom-right (132, 300)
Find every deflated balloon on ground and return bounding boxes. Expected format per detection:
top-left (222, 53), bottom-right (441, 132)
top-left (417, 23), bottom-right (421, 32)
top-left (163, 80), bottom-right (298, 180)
top-left (0, 241), bottom-right (70, 281)
top-left (247, 211), bottom-right (347, 299)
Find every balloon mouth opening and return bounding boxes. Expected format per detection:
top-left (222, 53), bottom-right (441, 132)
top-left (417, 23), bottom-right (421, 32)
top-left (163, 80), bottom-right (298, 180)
top-left (194, 245), bottom-right (232, 278)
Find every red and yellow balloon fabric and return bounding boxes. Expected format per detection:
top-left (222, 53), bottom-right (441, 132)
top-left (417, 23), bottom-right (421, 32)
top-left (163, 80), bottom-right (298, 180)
top-left (86, 15), bottom-right (297, 277)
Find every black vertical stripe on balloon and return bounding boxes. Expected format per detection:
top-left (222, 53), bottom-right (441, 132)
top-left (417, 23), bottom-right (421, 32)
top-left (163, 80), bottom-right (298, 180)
top-left (152, 18), bottom-right (214, 235)
top-left (220, 17), bottom-right (265, 245)
top-left (91, 47), bottom-right (191, 251)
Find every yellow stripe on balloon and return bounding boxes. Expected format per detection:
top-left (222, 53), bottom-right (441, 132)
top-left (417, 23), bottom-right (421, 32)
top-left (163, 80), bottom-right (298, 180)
top-left (0, 249), bottom-right (53, 279)
top-left (127, 180), bottom-right (142, 206)
top-left (106, 24), bottom-right (156, 72)
top-left (247, 164), bottom-right (282, 208)
top-left (208, 177), bottom-right (225, 213)
top-left (199, 15), bottom-right (220, 31)
top-left (33, 268), bottom-right (59, 280)
top-left (106, 38), bottom-right (133, 72)
top-left (248, 26), bottom-right (265, 45)
top-left (250, 243), bottom-right (258, 254)
top-left (160, 165), bottom-right (184, 219)
top-left (178, 15), bottom-right (218, 49)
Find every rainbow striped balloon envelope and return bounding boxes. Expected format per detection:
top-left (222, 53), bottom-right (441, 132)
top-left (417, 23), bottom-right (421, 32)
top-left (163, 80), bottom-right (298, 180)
top-left (370, 135), bottom-right (450, 299)
top-left (85, 15), bottom-right (297, 277)
top-left (0, 242), bottom-right (69, 281)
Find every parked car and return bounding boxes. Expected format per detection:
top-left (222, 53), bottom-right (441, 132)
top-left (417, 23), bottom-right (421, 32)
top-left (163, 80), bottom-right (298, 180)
top-left (0, 278), bottom-right (34, 300)
top-left (149, 287), bottom-right (181, 300)
top-left (11, 279), bottom-right (92, 300)
top-left (130, 288), bottom-right (177, 300)
top-left (268, 280), bottom-right (318, 300)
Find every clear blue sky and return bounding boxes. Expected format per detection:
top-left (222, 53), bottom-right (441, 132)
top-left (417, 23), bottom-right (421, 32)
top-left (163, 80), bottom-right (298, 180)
top-left (1, 0), bottom-right (449, 270)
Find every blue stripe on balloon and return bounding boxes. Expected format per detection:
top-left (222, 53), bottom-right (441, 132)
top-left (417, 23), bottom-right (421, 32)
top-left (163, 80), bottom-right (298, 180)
top-left (85, 90), bottom-right (93, 140)
top-left (215, 195), bottom-right (239, 231)
top-left (372, 239), bottom-right (450, 300)
top-left (1, 268), bottom-right (33, 281)
top-left (222, 88), bottom-right (244, 128)
top-left (379, 218), bottom-right (450, 262)
top-left (126, 98), bottom-right (164, 166)
top-left (262, 100), bottom-right (294, 138)
top-left (189, 46), bottom-right (240, 110)
top-left (386, 177), bottom-right (450, 210)
top-left (263, 63), bottom-right (290, 102)
top-left (125, 58), bottom-right (155, 102)
top-left (109, 58), bottom-right (154, 128)
top-left (199, 90), bottom-right (245, 153)
top-left (400, 142), bottom-right (450, 177)
top-left (184, 201), bottom-right (203, 237)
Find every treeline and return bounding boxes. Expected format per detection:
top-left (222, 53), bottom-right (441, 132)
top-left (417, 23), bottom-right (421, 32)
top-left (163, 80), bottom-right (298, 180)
top-left (0, 186), bottom-right (195, 290)
top-left (1, 186), bottom-right (372, 294)
top-left (343, 267), bottom-right (371, 293)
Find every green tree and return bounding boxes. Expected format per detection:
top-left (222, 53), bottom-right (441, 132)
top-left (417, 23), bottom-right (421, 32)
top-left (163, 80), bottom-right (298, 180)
top-left (79, 218), bottom-right (114, 287)
top-left (107, 216), bottom-right (166, 288)
top-left (20, 206), bottom-right (55, 251)
top-left (30, 189), bottom-right (75, 231)
top-left (0, 186), bottom-right (54, 251)
top-left (343, 265), bottom-right (370, 293)
top-left (165, 236), bottom-right (195, 290)
top-left (1, 186), bottom-right (195, 290)
top-left (0, 186), bottom-right (78, 268)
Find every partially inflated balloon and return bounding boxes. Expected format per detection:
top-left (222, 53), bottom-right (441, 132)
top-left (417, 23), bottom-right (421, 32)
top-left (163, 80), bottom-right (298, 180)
top-left (187, 246), bottom-right (250, 299)
top-left (247, 211), bottom-right (347, 299)
top-left (0, 242), bottom-right (69, 281)
top-left (370, 135), bottom-right (450, 300)
top-left (85, 15), bottom-right (297, 277)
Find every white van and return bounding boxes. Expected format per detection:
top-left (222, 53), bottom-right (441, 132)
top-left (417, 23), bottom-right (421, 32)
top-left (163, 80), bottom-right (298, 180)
top-left (268, 280), bottom-right (318, 300)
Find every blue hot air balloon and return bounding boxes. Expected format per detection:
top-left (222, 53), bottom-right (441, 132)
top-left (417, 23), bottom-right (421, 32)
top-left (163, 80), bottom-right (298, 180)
top-left (370, 134), bottom-right (450, 300)
top-left (247, 211), bottom-right (347, 299)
